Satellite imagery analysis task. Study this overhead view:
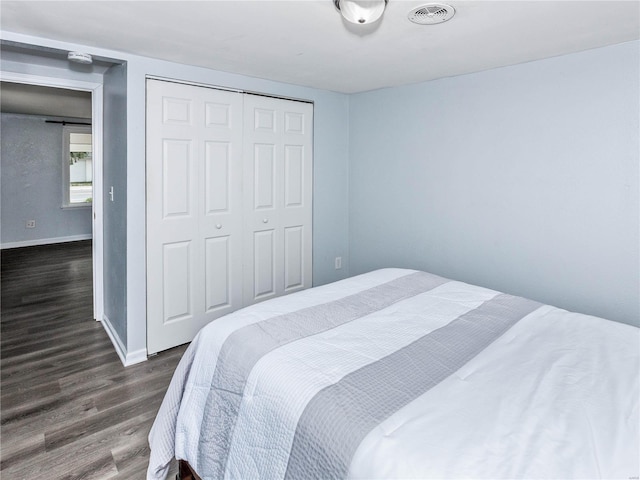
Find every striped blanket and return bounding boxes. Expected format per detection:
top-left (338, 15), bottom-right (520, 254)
top-left (148, 268), bottom-right (639, 480)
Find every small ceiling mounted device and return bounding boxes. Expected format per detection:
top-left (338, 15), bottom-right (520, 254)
top-left (67, 51), bottom-right (93, 65)
top-left (334, 0), bottom-right (389, 25)
top-left (408, 3), bottom-right (455, 25)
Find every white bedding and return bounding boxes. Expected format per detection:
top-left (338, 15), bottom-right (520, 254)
top-left (148, 268), bottom-right (639, 480)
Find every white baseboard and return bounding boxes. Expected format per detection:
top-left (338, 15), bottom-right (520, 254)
top-left (1, 234), bottom-right (93, 250)
top-left (101, 314), bottom-right (148, 367)
top-left (125, 348), bottom-right (148, 366)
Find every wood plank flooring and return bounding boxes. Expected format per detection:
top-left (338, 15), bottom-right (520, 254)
top-left (1, 241), bottom-right (185, 479)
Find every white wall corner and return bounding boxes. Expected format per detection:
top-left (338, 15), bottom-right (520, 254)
top-left (101, 314), bottom-right (148, 367)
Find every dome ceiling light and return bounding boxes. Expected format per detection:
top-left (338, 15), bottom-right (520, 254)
top-left (334, 0), bottom-right (389, 25)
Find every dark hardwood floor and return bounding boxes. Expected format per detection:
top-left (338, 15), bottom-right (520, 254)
top-left (1, 241), bottom-right (185, 479)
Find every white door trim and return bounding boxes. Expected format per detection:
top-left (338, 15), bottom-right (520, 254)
top-left (0, 70), bottom-right (105, 323)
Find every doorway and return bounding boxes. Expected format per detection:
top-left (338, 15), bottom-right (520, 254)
top-left (0, 72), bottom-right (104, 322)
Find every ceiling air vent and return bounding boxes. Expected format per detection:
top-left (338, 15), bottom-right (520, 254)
top-left (408, 3), bottom-right (455, 25)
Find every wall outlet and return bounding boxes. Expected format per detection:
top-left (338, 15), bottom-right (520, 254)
top-left (335, 256), bottom-right (342, 270)
top-left (26, 220), bottom-right (36, 228)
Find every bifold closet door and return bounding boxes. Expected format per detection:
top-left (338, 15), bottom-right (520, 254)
top-left (243, 94), bottom-right (313, 305)
top-left (146, 79), bottom-right (243, 355)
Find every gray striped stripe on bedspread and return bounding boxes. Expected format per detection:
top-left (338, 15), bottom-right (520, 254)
top-left (197, 271), bottom-right (449, 477)
top-left (284, 293), bottom-right (542, 480)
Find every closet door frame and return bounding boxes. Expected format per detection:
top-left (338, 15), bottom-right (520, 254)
top-left (146, 77), bottom-right (313, 355)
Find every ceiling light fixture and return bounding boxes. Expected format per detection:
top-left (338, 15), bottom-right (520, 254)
top-left (67, 51), bottom-right (93, 65)
top-left (334, 0), bottom-right (389, 25)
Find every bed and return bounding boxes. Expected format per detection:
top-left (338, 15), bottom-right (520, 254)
top-left (147, 268), bottom-right (639, 480)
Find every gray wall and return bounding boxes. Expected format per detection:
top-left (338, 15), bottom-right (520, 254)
top-left (103, 62), bottom-right (127, 341)
top-left (4, 32), bottom-right (636, 359)
top-left (349, 41), bottom-right (639, 327)
top-left (1, 113), bottom-right (92, 246)
top-left (309, 91), bottom-right (351, 283)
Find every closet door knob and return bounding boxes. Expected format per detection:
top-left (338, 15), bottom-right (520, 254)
top-left (216, 224), bottom-right (222, 229)
top-left (262, 218), bottom-right (269, 223)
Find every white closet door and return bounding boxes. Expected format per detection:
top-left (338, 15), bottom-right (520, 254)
top-left (146, 79), bottom-right (243, 355)
top-left (243, 94), bottom-right (313, 305)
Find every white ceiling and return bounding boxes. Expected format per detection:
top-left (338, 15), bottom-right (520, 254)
top-left (0, 81), bottom-right (93, 119)
top-left (1, 1), bottom-right (639, 94)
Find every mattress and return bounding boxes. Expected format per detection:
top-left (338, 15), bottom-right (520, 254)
top-left (147, 268), bottom-right (639, 480)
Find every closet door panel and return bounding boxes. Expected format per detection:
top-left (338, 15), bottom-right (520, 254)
top-left (253, 229), bottom-right (276, 299)
top-left (200, 94), bottom-right (244, 330)
top-left (205, 236), bottom-right (231, 311)
top-left (253, 144), bottom-right (276, 210)
top-left (281, 103), bottom-right (313, 299)
top-left (147, 79), bottom-right (243, 355)
top-left (162, 240), bottom-right (193, 322)
top-left (284, 145), bottom-right (304, 207)
top-left (204, 141), bottom-right (231, 214)
top-left (162, 140), bottom-right (193, 218)
top-left (243, 94), bottom-right (313, 305)
top-left (284, 226), bottom-right (304, 291)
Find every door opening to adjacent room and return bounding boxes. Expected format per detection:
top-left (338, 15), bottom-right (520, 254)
top-left (0, 74), bottom-right (104, 324)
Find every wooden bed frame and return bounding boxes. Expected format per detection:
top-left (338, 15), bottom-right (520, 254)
top-left (178, 460), bottom-right (202, 480)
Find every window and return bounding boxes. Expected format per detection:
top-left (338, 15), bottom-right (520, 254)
top-left (62, 125), bottom-right (93, 207)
